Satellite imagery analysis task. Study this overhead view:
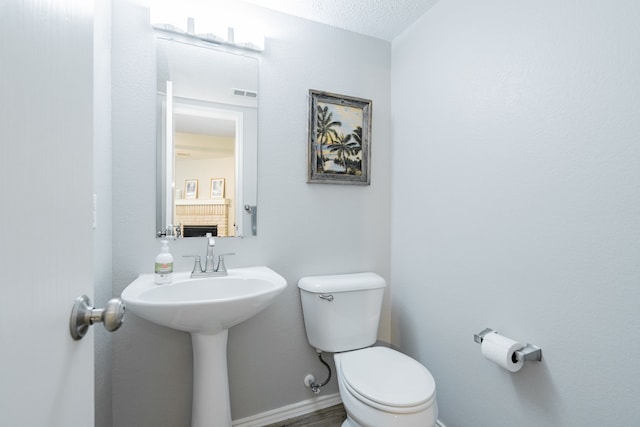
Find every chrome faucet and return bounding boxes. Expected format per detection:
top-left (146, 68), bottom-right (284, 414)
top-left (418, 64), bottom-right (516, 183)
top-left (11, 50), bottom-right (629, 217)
top-left (204, 233), bottom-right (216, 273)
top-left (188, 233), bottom-right (234, 278)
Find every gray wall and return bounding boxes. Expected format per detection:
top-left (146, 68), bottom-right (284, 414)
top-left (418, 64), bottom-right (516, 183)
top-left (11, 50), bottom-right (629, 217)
top-left (107, 1), bottom-right (390, 425)
top-left (390, 1), bottom-right (640, 426)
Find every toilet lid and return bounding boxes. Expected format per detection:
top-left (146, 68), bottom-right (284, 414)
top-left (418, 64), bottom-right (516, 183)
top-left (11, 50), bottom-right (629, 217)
top-left (340, 347), bottom-right (436, 408)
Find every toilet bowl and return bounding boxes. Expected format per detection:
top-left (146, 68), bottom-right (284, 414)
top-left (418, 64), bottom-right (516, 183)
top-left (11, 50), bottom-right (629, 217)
top-left (298, 272), bottom-right (438, 427)
top-left (335, 347), bottom-right (437, 427)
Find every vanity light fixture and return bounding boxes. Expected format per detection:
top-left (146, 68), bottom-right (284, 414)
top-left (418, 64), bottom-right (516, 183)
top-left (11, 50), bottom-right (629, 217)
top-left (152, 23), bottom-right (265, 52)
top-left (150, 4), bottom-right (265, 52)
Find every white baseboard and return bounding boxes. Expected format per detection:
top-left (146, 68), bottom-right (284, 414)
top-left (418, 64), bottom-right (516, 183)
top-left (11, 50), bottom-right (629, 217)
top-left (232, 393), bottom-right (446, 427)
top-left (232, 393), bottom-right (343, 427)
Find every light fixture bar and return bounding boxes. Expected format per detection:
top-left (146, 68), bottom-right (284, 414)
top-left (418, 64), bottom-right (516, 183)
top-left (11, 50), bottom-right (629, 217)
top-left (152, 23), bottom-right (264, 52)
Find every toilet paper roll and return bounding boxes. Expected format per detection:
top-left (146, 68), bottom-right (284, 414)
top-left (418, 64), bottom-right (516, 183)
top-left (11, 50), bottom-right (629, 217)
top-left (480, 332), bottom-right (524, 372)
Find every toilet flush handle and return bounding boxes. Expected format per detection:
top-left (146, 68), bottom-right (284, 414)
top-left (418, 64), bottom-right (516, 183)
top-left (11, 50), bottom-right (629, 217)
top-left (319, 294), bottom-right (334, 302)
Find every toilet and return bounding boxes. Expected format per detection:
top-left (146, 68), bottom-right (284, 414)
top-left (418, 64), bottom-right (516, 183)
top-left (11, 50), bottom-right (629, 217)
top-left (298, 272), bottom-right (438, 427)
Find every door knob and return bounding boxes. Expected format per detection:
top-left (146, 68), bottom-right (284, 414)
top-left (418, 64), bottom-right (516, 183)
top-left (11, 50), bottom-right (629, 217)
top-left (69, 295), bottom-right (125, 340)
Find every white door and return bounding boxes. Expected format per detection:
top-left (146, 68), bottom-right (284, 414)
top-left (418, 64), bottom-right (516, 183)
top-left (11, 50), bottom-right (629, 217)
top-left (0, 1), bottom-right (95, 426)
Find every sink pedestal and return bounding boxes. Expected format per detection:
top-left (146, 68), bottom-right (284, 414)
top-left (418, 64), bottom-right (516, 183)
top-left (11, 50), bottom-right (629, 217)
top-left (191, 330), bottom-right (231, 427)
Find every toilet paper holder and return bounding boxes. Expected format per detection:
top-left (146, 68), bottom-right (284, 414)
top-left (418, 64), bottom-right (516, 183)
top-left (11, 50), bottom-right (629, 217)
top-left (474, 328), bottom-right (542, 363)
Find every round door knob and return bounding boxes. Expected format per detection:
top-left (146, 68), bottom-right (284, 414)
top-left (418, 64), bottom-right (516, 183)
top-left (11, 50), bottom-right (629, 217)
top-left (70, 295), bottom-right (126, 340)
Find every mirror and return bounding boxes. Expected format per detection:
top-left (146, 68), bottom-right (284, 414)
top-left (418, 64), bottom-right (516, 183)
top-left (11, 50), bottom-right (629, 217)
top-left (156, 35), bottom-right (258, 238)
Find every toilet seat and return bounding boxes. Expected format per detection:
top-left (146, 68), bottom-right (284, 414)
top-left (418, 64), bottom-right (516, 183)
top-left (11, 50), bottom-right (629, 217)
top-left (338, 347), bottom-right (436, 414)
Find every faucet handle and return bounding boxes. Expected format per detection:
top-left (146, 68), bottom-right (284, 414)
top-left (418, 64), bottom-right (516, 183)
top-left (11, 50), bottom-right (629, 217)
top-left (205, 232), bottom-right (215, 246)
top-left (183, 255), bottom-right (203, 274)
top-left (216, 253), bottom-right (235, 273)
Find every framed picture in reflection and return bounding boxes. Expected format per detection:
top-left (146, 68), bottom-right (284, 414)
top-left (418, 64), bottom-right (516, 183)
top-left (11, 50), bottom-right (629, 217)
top-left (210, 178), bottom-right (225, 198)
top-left (185, 179), bottom-right (198, 199)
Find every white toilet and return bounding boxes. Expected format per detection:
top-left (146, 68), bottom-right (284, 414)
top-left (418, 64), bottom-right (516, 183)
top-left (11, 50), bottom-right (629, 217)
top-left (298, 272), bottom-right (438, 427)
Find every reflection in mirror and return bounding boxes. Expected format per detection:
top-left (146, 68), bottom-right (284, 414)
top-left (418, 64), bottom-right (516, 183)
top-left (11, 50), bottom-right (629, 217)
top-left (174, 100), bottom-right (240, 237)
top-left (156, 36), bottom-right (258, 238)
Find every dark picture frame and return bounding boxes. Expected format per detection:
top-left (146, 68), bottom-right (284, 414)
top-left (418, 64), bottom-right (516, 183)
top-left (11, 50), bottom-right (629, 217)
top-left (308, 90), bottom-right (372, 185)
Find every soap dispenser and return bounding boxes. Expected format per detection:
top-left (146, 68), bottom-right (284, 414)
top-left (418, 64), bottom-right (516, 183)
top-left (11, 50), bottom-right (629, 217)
top-left (154, 240), bottom-right (174, 284)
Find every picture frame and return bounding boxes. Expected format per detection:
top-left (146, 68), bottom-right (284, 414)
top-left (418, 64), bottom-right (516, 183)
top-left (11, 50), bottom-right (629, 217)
top-left (210, 178), bottom-right (225, 198)
top-left (184, 179), bottom-right (198, 199)
top-left (308, 89), bottom-right (372, 185)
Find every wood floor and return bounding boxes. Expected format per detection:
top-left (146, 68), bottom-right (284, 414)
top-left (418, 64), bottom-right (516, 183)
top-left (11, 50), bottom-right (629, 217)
top-left (261, 404), bottom-right (347, 427)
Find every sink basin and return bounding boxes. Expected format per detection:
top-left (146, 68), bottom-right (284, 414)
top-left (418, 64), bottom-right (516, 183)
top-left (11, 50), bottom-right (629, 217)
top-left (122, 266), bottom-right (287, 334)
top-left (121, 266), bottom-right (287, 427)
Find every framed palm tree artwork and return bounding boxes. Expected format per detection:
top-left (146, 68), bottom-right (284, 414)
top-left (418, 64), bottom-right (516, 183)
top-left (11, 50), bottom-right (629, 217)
top-left (308, 89), bottom-right (372, 185)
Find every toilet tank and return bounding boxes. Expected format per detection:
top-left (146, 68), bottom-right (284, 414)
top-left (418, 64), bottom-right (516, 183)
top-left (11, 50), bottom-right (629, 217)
top-left (298, 272), bottom-right (386, 353)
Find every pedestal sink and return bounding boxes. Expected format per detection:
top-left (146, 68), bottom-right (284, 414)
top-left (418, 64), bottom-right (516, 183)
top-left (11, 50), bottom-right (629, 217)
top-left (121, 266), bottom-right (287, 427)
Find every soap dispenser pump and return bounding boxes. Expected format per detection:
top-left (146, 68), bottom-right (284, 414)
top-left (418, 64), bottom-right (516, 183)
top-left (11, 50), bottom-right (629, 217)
top-left (154, 240), bottom-right (174, 284)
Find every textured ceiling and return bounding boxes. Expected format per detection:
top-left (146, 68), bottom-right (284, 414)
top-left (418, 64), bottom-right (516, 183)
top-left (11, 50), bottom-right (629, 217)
top-left (242, 0), bottom-right (440, 41)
